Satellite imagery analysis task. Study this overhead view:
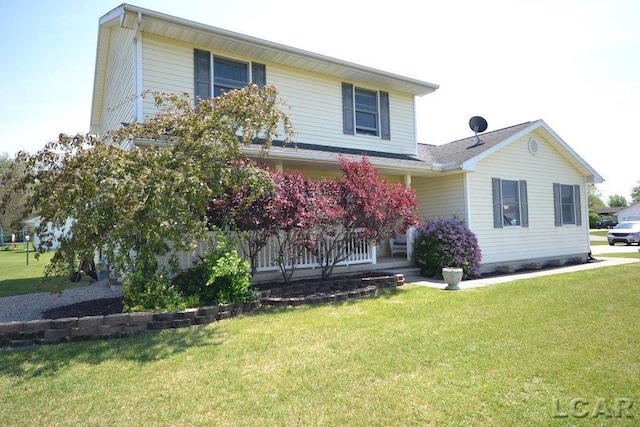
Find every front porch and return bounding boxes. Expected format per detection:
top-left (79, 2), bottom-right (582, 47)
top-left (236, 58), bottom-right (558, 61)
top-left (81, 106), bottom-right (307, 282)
top-left (251, 256), bottom-right (414, 284)
top-left (156, 228), bottom-right (416, 284)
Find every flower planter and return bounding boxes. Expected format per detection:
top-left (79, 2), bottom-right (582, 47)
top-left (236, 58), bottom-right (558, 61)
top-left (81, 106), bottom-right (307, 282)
top-left (442, 267), bottom-right (463, 291)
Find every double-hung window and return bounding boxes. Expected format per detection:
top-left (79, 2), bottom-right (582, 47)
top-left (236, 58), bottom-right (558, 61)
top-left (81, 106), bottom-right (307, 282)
top-left (492, 178), bottom-right (529, 228)
top-left (342, 83), bottom-right (390, 140)
top-left (553, 183), bottom-right (582, 226)
top-left (354, 88), bottom-right (379, 136)
top-left (194, 49), bottom-right (266, 101)
top-left (213, 57), bottom-right (248, 96)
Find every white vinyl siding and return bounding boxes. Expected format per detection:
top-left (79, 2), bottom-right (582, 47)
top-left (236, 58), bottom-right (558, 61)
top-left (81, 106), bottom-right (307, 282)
top-left (138, 34), bottom-right (418, 156)
top-left (100, 26), bottom-right (136, 137)
top-left (269, 66), bottom-right (416, 155)
top-left (141, 34), bottom-right (194, 119)
top-left (466, 131), bottom-right (589, 265)
top-left (412, 174), bottom-right (466, 222)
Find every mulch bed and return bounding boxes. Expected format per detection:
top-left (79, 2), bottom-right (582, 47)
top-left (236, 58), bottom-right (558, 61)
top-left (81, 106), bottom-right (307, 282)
top-left (40, 272), bottom-right (397, 320)
top-left (42, 297), bottom-right (124, 319)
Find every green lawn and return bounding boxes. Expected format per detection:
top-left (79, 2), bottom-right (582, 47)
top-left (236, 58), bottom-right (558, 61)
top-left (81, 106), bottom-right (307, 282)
top-left (1, 263), bottom-right (639, 425)
top-left (0, 250), bottom-right (90, 297)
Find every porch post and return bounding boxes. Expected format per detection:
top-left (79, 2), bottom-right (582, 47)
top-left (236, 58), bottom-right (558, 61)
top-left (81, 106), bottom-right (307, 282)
top-left (275, 162), bottom-right (284, 172)
top-left (404, 174), bottom-right (411, 187)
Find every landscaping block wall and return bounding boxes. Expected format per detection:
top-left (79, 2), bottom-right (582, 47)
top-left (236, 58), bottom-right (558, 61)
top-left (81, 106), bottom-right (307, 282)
top-left (0, 273), bottom-right (404, 349)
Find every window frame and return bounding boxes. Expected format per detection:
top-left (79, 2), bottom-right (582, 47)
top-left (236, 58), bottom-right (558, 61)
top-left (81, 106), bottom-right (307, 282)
top-left (213, 56), bottom-right (250, 97)
top-left (193, 49), bottom-right (266, 102)
top-left (342, 83), bottom-right (390, 140)
top-left (354, 87), bottom-right (380, 137)
top-left (553, 183), bottom-right (582, 226)
top-left (492, 178), bottom-right (529, 229)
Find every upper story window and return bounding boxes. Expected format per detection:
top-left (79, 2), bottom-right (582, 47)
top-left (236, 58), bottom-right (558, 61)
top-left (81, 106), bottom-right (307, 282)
top-left (214, 57), bottom-right (248, 96)
top-left (194, 49), bottom-right (266, 101)
top-left (342, 83), bottom-right (390, 140)
top-left (492, 178), bottom-right (529, 228)
top-left (354, 88), bottom-right (379, 136)
top-left (553, 183), bottom-right (582, 226)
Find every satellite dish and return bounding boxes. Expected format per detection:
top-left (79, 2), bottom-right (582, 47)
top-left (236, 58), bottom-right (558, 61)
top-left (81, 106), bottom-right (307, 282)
top-left (467, 116), bottom-right (488, 148)
top-left (469, 116), bottom-right (488, 133)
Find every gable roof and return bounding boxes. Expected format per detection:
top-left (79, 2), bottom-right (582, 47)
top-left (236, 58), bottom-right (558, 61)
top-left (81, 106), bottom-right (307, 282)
top-left (421, 119), bottom-right (603, 183)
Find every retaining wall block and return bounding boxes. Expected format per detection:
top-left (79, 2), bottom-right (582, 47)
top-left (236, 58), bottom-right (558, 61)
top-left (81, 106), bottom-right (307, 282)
top-left (198, 306), bottom-right (219, 317)
top-left (128, 312), bottom-right (153, 325)
top-left (0, 321), bottom-right (25, 334)
top-left (217, 311), bottom-right (231, 320)
top-left (44, 328), bottom-right (72, 340)
top-left (194, 315), bottom-right (216, 325)
top-left (51, 317), bottom-right (78, 329)
top-left (23, 319), bottom-right (52, 332)
top-left (77, 316), bottom-right (104, 329)
top-left (98, 324), bottom-right (121, 336)
top-left (153, 312), bottom-right (175, 322)
top-left (219, 303), bottom-right (233, 312)
top-left (71, 326), bottom-right (99, 337)
top-left (104, 313), bottom-right (130, 326)
top-left (175, 308), bottom-right (198, 320)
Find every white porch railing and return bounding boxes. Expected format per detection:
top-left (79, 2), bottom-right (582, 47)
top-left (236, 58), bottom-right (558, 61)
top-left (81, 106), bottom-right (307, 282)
top-left (156, 229), bottom-right (377, 273)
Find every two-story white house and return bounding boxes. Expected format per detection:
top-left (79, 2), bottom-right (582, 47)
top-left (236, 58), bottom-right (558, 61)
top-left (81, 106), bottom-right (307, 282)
top-left (90, 4), bottom-right (603, 275)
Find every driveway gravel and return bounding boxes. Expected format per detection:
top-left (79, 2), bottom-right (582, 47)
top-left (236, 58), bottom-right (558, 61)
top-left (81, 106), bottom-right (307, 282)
top-left (0, 280), bottom-right (124, 323)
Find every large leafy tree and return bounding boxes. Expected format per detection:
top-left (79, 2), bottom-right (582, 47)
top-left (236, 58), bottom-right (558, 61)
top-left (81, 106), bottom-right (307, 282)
top-left (311, 155), bottom-right (420, 280)
top-left (608, 194), bottom-right (628, 208)
top-left (587, 184), bottom-right (605, 210)
top-left (631, 179), bottom-right (640, 204)
top-left (0, 154), bottom-right (29, 236)
top-left (1, 84), bottom-right (294, 279)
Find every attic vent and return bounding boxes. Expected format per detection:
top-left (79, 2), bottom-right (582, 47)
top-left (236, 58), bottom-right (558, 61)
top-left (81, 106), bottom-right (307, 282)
top-left (528, 137), bottom-right (539, 156)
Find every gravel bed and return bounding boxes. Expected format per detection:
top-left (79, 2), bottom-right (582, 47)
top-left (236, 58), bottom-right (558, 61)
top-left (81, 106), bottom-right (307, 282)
top-left (0, 280), bottom-right (124, 323)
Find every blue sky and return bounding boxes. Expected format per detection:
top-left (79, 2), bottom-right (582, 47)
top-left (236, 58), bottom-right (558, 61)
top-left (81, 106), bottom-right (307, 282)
top-left (1, 0), bottom-right (638, 201)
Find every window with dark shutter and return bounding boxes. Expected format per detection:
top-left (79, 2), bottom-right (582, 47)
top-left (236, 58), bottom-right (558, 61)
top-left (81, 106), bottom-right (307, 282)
top-left (194, 49), bottom-right (211, 101)
top-left (553, 183), bottom-right (581, 226)
top-left (342, 83), bottom-right (354, 135)
top-left (342, 83), bottom-right (390, 138)
top-left (252, 62), bottom-right (266, 88)
top-left (519, 180), bottom-right (529, 227)
top-left (492, 178), bottom-right (503, 228)
top-left (380, 91), bottom-right (390, 140)
top-left (492, 178), bottom-right (528, 228)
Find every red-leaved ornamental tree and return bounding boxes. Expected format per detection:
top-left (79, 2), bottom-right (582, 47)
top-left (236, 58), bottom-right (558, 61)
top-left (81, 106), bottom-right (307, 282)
top-left (269, 170), bottom-right (318, 283)
top-left (206, 159), bottom-right (276, 276)
top-left (311, 155), bottom-right (420, 280)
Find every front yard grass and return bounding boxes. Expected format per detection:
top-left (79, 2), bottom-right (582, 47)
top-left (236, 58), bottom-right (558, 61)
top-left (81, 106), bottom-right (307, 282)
top-left (1, 263), bottom-right (639, 425)
top-left (0, 250), bottom-right (90, 297)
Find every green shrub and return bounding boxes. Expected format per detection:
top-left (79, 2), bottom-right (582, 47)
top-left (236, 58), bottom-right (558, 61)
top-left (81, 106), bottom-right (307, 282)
top-left (172, 236), bottom-right (255, 306)
top-left (414, 219), bottom-right (482, 280)
top-left (123, 272), bottom-right (189, 313)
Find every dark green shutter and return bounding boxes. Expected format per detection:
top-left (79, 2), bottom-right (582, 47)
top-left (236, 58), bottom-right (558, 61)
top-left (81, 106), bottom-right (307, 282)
top-left (252, 62), bottom-right (266, 88)
top-left (492, 178), bottom-right (503, 228)
top-left (342, 83), bottom-right (354, 135)
top-left (553, 183), bottom-right (562, 226)
top-left (574, 184), bottom-right (582, 226)
top-left (519, 180), bottom-right (528, 227)
top-left (380, 91), bottom-right (390, 140)
top-left (194, 49), bottom-right (211, 102)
